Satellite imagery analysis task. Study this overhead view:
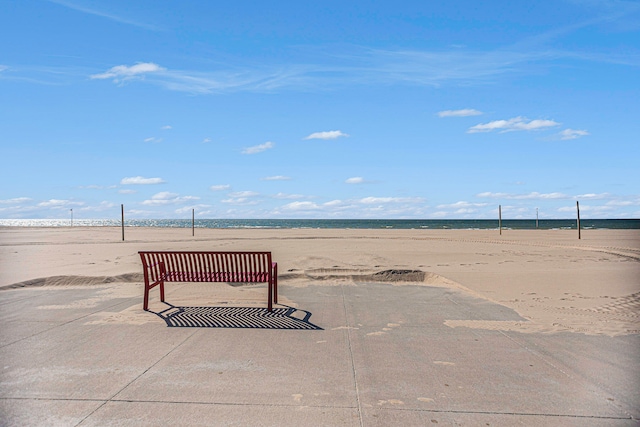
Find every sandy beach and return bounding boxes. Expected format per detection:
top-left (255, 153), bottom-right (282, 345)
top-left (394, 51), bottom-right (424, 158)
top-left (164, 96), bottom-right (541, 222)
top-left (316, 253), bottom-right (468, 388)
top-left (1, 227), bottom-right (638, 336)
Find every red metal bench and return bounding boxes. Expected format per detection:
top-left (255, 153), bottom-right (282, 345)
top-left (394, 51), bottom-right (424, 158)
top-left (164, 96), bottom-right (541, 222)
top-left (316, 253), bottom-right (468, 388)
top-left (139, 251), bottom-right (278, 312)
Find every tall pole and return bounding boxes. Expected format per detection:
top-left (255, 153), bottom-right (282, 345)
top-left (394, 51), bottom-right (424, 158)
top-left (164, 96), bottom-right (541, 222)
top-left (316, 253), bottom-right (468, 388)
top-left (192, 208), bottom-right (195, 237)
top-left (499, 205), bottom-right (502, 235)
top-left (70, 209), bottom-right (73, 227)
top-left (536, 208), bottom-right (539, 229)
top-left (576, 201), bottom-right (581, 240)
top-left (121, 204), bottom-right (125, 241)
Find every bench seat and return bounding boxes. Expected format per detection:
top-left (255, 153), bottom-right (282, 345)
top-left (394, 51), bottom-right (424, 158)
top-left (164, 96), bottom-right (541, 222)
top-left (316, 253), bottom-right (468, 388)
top-left (164, 271), bottom-right (271, 283)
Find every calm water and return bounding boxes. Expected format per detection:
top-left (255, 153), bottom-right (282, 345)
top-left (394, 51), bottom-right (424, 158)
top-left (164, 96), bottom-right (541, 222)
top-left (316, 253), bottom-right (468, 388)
top-left (1, 218), bottom-right (638, 229)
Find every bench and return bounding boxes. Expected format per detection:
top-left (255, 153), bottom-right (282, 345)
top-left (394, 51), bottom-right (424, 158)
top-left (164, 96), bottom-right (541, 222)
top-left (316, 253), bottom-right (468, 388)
top-left (139, 251), bottom-right (278, 312)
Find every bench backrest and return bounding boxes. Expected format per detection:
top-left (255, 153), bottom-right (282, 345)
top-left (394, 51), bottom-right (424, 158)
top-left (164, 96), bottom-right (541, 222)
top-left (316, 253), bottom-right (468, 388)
top-left (139, 251), bottom-right (273, 284)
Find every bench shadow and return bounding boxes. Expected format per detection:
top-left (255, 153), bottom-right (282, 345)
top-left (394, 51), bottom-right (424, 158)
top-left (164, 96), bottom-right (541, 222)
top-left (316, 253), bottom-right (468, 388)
top-left (151, 303), bottom-right (323, 330)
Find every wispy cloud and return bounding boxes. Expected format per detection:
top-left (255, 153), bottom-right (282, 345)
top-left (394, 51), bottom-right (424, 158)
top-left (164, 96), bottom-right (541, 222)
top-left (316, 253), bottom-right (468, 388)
top-left (477, 191), bottom-right (569, 200)
top-left (304, 130), bottom-right (349, 140)
top-left (210, 184), bottom-right (231, 191)
top-left (222, 191), bottom-right (261, 205)
top-left (142, 192), bottom-right (199, 206)
top-left (437, 201), bottom-right (489, 209)
top-left (161, 125), bottom-right (172, 130)
top-left (242, 141), bottom-right (274, 154)
top-left (262, 175), bottom-right (291, 181)
top-left (121, 176), bottom-right (165, 185)
top-left (38, 199), bottom-right (84, 208)
top-left (280, 201), bottom-right (321, 211)
top-left (91, 62), bottom-right (164, 83)
top-left (87, 38), bottom-right (640, 95)
top-left (143, 137), bottom-right (162, 143)
top-left (468, 117), bottom-right (560, 133)
top-left (272, 192), bottom-right (308, 199)
top-left (345, 177), bottom-right (366, 184)
top-left (79, 201), bottom-right (115, 212)
top-left (47, 0), bottom-right (158, 30)
top-left (359, 196), bottom-right (423, 204)
top-left (438, 109), bottom-right (483, 117)
top-left (228, 191), bottom-right (260, 198)
top-left (0, 197), bottom-right (32, 204)
top-left (276, 196), bottom-right (427, 218)
top-left (558, 128), bottom-right (589, 140)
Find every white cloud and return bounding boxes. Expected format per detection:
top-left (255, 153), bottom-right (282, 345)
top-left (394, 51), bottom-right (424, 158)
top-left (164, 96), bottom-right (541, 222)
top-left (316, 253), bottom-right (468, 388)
top-left (144, 137), bottom-right (162, 143)
top-left (38, 199), bottom-right (84, 208)
top-left (559, 128), bottom-right (589, 140)
top-left (90, 62), bottom-right (165, 82)
top-left (120, 176), bottom-right (165, 185)
top-left (437, 109), bottom-right (483, 117)
top-left (345, 177), bottom-right (365, 184)
top-left (221, 191), bottom-right (261, 205)
top-left (272, 192), bottom-right (307, 199)
top-left (304, 130), bottom-right (349, 140)
top-left (476, 191), bottom-right (569, 200)
top-left (359, 196), bottom-right (423, 204)
top-left (210, 184), bottom-right (231, 191)
top-left (437, 201), bottom-right (489, 209)
top-left (79, 201), bottom-right (115, 212)
top-left (281, 201), bottom-right (321, 210)
top-left (175, 204), bottom-right (211, 214)
top-left (161, 125), bottom-right (172, 130)
top-left (468, 117), bottom-right (560, 133)
top-left (557, 204), bottom-right (614, 214)
top-left (262, 175), bottom-right (291, 181)
top-left (228, 191), bottom-right (260, 198)
top-left (574, 193), bottom-right (613, 200)
top-left (118, 189), bottom-right (137, 194)
top-left (202, 137), bottom-right (212, 143)
top-left (0, 197), bottom-right (32, 204)
top-left (605, 196), bottom-right (640, 207)
top-left (242, 141), bottom-right (274, 154)
top-left (142, 192), bottom-right (199, 206)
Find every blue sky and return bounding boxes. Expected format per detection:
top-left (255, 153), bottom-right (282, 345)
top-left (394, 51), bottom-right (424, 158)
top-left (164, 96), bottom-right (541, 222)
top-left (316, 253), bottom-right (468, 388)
top-left (1, 0), bottom-right (639, 219)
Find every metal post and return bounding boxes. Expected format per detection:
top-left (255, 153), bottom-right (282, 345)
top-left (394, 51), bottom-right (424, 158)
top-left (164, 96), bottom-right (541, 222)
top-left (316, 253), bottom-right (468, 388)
top-left (536, 208), bottom-right (539, 229)
top-left (192, 209), bottom-right (195, 237)
top-left (121, 204), bottom-right (125, 241)
top-left (70, 209), bottom-right (73, 227)
top-left (499, 205), bottom-right (502, 235)
top-left (576, 201), bottom-right (581, 240)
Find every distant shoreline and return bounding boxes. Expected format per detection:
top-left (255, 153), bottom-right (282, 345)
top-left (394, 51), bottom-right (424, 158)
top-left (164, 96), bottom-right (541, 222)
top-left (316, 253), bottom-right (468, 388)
top-left (1, 218), bottom-right (638, 229)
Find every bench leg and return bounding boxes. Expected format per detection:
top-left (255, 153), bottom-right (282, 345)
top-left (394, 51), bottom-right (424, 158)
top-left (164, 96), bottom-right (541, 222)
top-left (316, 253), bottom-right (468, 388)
top-left (143, 284), bottom-right (150, 311)
top-left (273, 274), bottom-right (278, 304)
top-left (160, 280), bottom-right (165, 302)
top-left (268, 282), bottom-right (273, 312)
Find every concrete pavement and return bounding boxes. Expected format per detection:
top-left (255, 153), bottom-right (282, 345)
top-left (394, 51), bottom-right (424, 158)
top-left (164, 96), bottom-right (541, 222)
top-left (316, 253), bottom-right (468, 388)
top-left (1, 282), bottom-right (638, 426)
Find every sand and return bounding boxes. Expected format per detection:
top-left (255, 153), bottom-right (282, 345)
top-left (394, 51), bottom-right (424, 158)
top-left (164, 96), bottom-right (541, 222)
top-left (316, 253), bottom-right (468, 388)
top-left (1, 226), bottom-right (638, 336)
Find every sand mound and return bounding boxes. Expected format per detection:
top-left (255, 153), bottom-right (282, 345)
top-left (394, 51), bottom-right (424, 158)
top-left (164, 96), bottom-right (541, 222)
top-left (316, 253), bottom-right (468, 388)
top-left (1, 273), bottom-right (143, 290)
top-left (356, 269), bottom-right (426, 282)
top-left (279, 267), bottom-right (459, 287)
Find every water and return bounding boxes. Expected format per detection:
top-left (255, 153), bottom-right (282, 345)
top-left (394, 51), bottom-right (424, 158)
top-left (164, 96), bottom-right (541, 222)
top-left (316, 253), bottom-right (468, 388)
top-left (0, 218), bottom-right (638, 229)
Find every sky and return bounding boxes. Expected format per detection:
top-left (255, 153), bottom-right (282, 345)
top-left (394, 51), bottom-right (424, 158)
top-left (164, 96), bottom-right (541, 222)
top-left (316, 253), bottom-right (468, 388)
top-left (1, 0), bottom-right (639, 220)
